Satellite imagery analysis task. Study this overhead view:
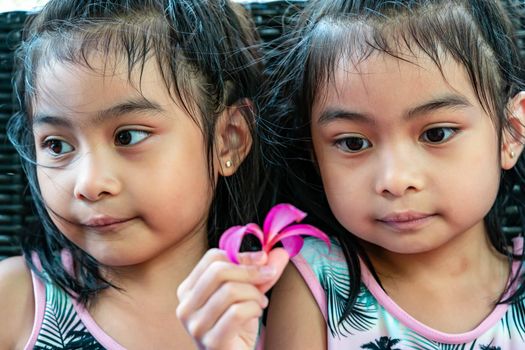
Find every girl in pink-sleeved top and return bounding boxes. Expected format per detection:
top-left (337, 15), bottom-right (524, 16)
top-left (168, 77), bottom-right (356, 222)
top-left (259, 0), bottom-right (525, 349)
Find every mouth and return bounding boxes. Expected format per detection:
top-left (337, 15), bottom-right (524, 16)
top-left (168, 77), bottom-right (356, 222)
top-left (82, 216), bottom-right (135, 232)
top-left (377, 212), bottom-right (436, 232)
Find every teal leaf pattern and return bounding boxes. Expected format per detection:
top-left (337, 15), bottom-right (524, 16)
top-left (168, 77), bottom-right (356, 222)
top-left (402, 329), bottom-right (441, 350)
top-left (479, 344), bottom-right (502, 350)
top-left (299, 237), bottom-right (525, 348)
top-left (320, 246), bottom-right (377, 337)
top-left (504, 299), bottom-right (525, 340)
top-left (34, 278), bottom-right (105, 349)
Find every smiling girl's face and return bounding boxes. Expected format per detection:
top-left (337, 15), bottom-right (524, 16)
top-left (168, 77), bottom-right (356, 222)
top-left (33, 54), bottom-right (216, 266)
top-left (311, 49), bottom-right (506, 256)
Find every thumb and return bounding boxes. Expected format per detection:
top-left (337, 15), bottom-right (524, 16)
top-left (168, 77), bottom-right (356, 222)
top-left (256, 247), bottom-right (290, 293)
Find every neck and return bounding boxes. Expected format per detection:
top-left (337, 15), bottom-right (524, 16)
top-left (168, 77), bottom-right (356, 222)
top-left (97, 229), bottom-right (208, 307)
top-left (362, 223), bottom-right (514, 333)
top-left (364, 222), bottom-right (510, 291)
top-left (87, 229), bottom-right (208, 347)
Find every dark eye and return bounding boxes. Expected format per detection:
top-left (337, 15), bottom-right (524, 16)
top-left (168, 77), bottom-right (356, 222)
top-left (335, 136), bottom-right (372, 153)
top-left (420, 127), bottom-right (457, 144)
top-left (42, 139), bottom-right (74, 156)
top-left (115, 130), bottom-right (150, 146)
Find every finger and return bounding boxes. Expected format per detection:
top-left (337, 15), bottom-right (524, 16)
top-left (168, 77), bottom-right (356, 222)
top-left (256, 247), bottom-right (290, 293)
top-left (182, 282), bottom-right (267, 341)
top-left (177, 249), bottom-right (228, 298)
top-left (200, 301), bottom-right (264, 350)
top-left (237, 250), bottom-right (268, 266)
top-left (177, 261), bottom-right (276, 321)
top-left (178, 249), bottom-right (268, 299)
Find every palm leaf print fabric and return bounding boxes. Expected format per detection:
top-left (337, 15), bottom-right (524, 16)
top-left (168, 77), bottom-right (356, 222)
top-left (292, 237), bottom-right (525, 349)
top-left (32, 274), bottom-right (105, 349)
top-left (321, 260), bottom-right (377, 337)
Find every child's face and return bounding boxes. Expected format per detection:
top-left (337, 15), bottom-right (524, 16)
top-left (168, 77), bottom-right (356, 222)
top-left (33, 55), bottom-right (214, 266)
top-left (311, 50), bottom-right (503, 255)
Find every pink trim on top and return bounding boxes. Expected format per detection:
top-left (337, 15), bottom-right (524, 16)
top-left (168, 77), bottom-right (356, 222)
top-left (24, 253), bottom-right (46, 350)
top-left (291, 254), bottom-right (328, 321)
top-left (59, 250), bottom-right (128, 350)
top-left (255, 325), bottom-right (265, 350)
top-left (71, 300), bottom-right (128, 350)
top-left (23, 250), bottom-right (127, 349)
top-left (360, 237), bottom-right (524, 344)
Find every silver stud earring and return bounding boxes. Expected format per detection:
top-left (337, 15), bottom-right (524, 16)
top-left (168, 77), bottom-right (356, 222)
top-left (510, 150), bottom-right (516, 159)
top-left (225, 160), bottom-right (233, 168)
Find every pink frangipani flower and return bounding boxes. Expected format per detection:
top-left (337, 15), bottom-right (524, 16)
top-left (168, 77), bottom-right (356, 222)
top-left (219, 203), bottom-right (331, 264)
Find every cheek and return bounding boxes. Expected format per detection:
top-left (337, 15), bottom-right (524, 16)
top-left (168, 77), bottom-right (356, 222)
top-left (451, 135), bottom-right (501, 196)
top-left (36, 168), bottom-right (70, 209)
top-left (138, 151), bottom-right (215, 225)
top-left (36, 169), bottom-right (75, 236)
top-left (318, 165), bottom-right (365, 231)
top-left (146, 168), bottom-right (213, 207)
top-left (450, 157), bottom-right (500, 213)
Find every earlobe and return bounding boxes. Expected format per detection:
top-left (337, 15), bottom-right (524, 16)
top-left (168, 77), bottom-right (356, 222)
top-left (501, 91), bottom-right (525, 170)
top-left (215, 99), bottom-right (254, 176)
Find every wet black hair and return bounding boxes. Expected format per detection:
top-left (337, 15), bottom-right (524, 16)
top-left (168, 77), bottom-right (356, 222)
top-left (258, 0), bottom-right (525, 331)
top-left (7, 0), bottom-right (264, 304)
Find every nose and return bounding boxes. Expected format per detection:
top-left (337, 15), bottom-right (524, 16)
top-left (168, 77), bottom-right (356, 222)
top-left (73, 150), bottom-right (122, 201)
top-left (374, 144), bottom-right (424, 197)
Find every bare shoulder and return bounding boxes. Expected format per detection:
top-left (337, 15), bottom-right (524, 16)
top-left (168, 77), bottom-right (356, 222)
top-left (0, 256), bottom-right (35, 349)
top-left (265, 262), bottom-right (326, 350)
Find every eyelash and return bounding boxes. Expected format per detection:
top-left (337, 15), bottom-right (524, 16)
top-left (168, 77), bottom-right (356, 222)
top-left (334, 126), bottom-right (459, 154)
top-left (419, 126), bottom-right (458, 144)
top-left (114, 129), bottom-right (151, 146)
top-left (40, 129), bottom-right (151, 157)
top-left (41, 138), bottom-right (74, 157)
top-left (334, 135), bottom-right (372, 153)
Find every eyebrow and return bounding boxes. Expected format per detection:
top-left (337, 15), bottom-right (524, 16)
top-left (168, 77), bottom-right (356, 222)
top-left (317, 94), bottom-right (472, 126)
top-left (32, 97), bottom-right (165, 127)
top-left (317, 109), bottom-right (372, 126)
top-left (406, 94), bottom-right (472, 120)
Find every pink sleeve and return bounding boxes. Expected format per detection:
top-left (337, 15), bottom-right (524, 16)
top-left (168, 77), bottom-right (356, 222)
top-left (23, 253), bottom-right (46, 350)
top-left (291, 253), bottom-right (328, 322)
top-left (255, 324), bottom-right (265, 350)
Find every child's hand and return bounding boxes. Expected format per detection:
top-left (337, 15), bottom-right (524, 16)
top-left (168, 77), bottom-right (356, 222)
top-left (176, 247), bottom-right (289, 350)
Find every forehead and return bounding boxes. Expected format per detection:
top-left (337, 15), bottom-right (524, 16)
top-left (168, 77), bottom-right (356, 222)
top-left (312, 49), bottom-right (479, 118)
top-left (32, 53), bottom-right (172, 119)
top-left (307, 15), bottom-right (501, 120)
top-left (333, 48), bottom-right (463, 89)
top-left (311, 21), bottom-right (462, 96)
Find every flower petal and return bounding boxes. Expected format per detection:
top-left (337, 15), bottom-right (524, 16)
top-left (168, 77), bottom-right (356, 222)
top-left (219, 204), bottom-right (330, 264)
top-left (267, 224), bottom-right (331, 252)
top-left (219, 226), bottom-right (250, 264)
top-left (219, 224), bottom-right (265, 264)
top-left (244, 223), bottom-right (265, 242)
top-left (263, 203), bottom-right (307, 244)
top-left (280, 236), bottom-right (304, 257)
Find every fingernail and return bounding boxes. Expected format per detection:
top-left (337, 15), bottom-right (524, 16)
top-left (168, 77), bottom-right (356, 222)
top-left (262, 296), bottom-right (269, 307)
top-left (259, 266), bottom-right (276, 277)
top-left (246, 251), bottom-right (265, 262)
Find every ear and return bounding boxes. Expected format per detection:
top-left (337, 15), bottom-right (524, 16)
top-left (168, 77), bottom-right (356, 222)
top-left (214, 99), bottom-right (254, 177)
top-left (501, 91), bottom-right (525, 170)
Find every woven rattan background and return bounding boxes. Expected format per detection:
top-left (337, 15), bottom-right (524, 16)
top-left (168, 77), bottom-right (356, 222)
top-left (0, 11), bottom-right (33, 260)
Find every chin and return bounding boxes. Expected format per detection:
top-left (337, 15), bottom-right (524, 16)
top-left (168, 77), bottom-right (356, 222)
top-left (388, 242), bottom-right (438, 255)
top-left (367, 238), bottom-right (435, 255)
